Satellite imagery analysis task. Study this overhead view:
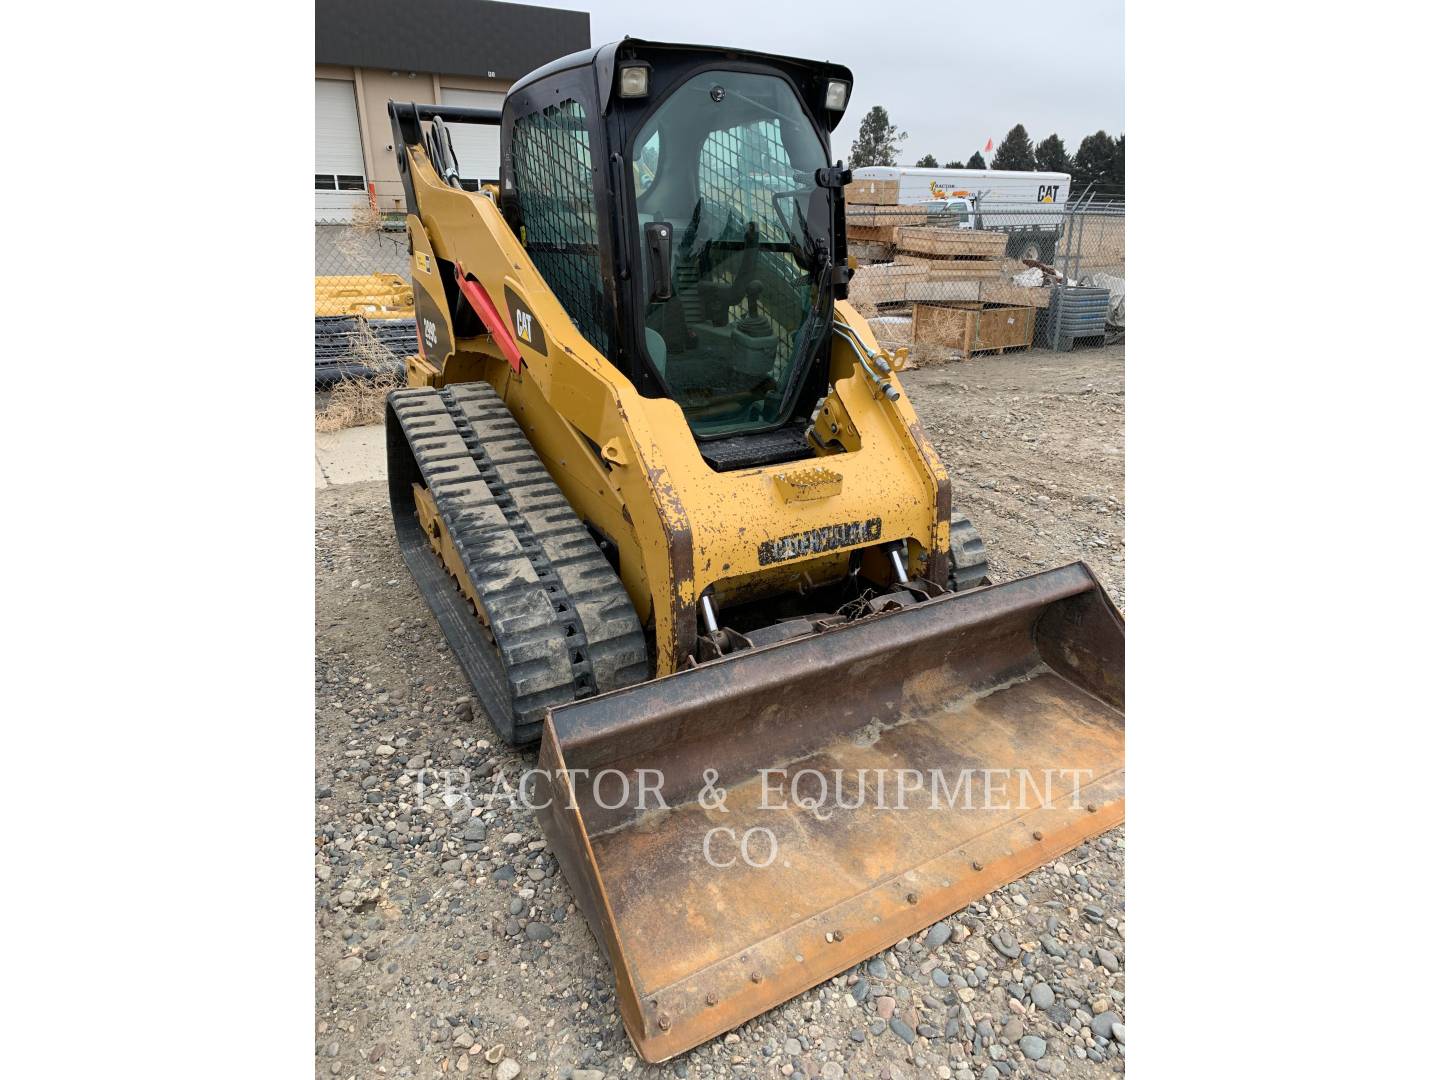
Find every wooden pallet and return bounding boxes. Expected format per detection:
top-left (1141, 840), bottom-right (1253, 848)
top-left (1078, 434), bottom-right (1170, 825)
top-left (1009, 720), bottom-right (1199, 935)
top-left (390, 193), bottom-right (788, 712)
top-left (894, 254), bottom-right (1004, 280)
top-left (845, 179), bottom-right (900, 205)
top-left (846, 224), bottom-right (899, 244)
top-left (847, 239), bottom-right (895, 263)
top-left (847, 263), bottom-right (924, 309)
top-left (895, 226), bottom-right (1007, 258)
top-left (894, 252), bottom-right (998, 265)
top-left (979, 281), bottom-right (1052, 308)
top-left (849, 262), bottom-right (1000, 308)
top-left (902, 279), bottom-right (981, 303)
top-left (846, 205), bottom-right (929, 228)
top-left (913, 303), bottom-right (1036, 359)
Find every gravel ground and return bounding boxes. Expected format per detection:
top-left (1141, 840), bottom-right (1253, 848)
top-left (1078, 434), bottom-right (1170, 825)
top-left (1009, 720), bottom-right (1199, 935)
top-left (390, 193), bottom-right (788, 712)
top-left (315, 343), bottom-right (1126, 1080)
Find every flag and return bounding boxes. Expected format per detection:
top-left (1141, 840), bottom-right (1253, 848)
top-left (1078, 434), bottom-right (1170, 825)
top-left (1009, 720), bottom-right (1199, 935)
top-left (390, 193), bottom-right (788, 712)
top-left (984, 137), bottom-right (994, 153)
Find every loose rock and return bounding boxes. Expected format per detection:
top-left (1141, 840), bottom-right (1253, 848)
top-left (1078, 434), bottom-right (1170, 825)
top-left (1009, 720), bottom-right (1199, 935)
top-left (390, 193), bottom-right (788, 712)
top-left (888, 1017), bottom-right (917, 1045)
top-left (1091, 1011), bottom-right (1121, 1039)
top-left (313, 357), bottom-right (1128, 1080)
top-left (1019, 1035), bottom-right (1047, 1060)
top-left (989, 931), bottom-right (1021, 960)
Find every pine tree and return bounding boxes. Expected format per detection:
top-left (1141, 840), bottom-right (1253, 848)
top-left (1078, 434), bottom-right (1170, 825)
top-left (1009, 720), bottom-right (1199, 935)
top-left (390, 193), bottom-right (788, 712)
top-left (1035, 134), bottom-right (1071, 174)
top-left (964, 152), bottom-right (986, 169)
top-left (1073, 130), bottom-right (1118, 196)
top-left (991, 125), bottom-right (1036, 171)
top-left (1112, 135), bottom-right (1125, 197)
top-left (915, 153), bottom-right (939, 168)
top-left (848, 106), bottom-right (907, 168)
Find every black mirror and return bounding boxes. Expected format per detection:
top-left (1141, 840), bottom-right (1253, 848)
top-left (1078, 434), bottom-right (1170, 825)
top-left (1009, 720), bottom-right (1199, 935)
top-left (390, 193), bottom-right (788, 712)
top-left (644, 221), bottom-right (673, 302)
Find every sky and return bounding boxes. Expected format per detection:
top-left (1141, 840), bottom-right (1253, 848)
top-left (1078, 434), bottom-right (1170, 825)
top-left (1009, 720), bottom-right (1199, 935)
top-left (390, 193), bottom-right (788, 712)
top-left (578, 0), bottom-right (1124, 168)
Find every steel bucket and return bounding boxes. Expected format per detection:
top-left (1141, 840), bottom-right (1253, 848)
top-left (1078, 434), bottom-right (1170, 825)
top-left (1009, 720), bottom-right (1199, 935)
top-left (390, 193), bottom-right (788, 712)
top-left (535, 562), bottom-right (1124, 1061)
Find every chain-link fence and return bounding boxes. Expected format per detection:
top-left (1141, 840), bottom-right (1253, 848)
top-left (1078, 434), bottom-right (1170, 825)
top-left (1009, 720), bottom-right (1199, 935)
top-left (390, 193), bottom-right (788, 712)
top-left (312, 191), bottom-right (1125, 411)
top-left (313, 202), bottom-right (416, 429)
top-left (846, 197), bottom-right (1124, 362)
top-left (315, 199), bottom-right (411, 315)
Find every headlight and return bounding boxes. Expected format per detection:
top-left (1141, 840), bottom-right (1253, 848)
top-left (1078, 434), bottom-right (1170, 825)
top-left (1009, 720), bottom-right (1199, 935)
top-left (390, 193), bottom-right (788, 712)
top-left (619, 64), bottom-right (650, 99)
top-left (825, 80), bottom-right (849, 110)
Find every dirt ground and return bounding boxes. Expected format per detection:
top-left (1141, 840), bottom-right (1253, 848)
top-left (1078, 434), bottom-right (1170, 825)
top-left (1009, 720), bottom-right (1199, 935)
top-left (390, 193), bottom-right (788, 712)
top-left (315, 343), bottom-right (1125, 1080)
top-left (901, 346), bottom-right (1124, 610)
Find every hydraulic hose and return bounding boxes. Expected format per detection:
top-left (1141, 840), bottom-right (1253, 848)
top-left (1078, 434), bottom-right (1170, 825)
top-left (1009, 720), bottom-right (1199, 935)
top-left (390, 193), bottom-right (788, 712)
top-left (833, 321), bottom-right (900, 401)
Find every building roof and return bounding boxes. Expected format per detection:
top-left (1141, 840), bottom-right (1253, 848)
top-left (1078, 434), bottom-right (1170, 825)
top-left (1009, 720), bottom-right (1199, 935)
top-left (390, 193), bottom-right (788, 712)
top-left (315, 0), bottom-right (590, 81)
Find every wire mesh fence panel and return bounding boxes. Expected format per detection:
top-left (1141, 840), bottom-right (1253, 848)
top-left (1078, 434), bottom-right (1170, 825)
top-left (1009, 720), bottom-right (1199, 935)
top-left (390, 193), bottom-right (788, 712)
top-left (312, 185), bottom-right (1125, 421)
top-left (844, 196), bottom-right (1124, 362)
top-left (315, 200), bottom-right (413, 312)
top-left (1055, 203), bottom-right (1125, 281)
top-left (313, 200), bottom-right (417, 428)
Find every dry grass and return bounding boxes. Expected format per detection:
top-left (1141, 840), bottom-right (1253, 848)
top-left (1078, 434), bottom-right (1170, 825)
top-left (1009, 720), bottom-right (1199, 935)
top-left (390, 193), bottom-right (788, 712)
top-left (867, 313), bottom-right (914, 351)
top-left (315, 320), bottom-right (404, 433)
top-left (859, 311), bottom-right (958, 369)
top-left (332, 201), bottom-right (386, 264)
top-left (317, 202), bottom-right (407, 432)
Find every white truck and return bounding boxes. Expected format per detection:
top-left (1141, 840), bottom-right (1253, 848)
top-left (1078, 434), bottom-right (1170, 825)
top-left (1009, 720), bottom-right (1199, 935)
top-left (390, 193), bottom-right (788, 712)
top-left (851, 166), bottom-right (1071, 263)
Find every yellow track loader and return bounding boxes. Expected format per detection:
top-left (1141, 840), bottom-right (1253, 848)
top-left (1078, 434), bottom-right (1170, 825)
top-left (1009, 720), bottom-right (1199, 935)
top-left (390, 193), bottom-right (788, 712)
top-left (384, 38), bottom-right (1124, 1063)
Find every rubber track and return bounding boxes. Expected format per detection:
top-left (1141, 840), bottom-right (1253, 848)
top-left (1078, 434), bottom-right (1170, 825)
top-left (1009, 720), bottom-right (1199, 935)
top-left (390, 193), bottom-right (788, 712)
top-left (387, 384), bottom-right (648, 745)
top-left (948, 515), bottom-right (991, 593)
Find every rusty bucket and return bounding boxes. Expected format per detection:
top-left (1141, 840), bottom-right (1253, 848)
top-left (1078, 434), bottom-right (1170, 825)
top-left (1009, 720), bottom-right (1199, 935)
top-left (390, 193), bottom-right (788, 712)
top-left (535, 562), bottom-right (1124, 1061)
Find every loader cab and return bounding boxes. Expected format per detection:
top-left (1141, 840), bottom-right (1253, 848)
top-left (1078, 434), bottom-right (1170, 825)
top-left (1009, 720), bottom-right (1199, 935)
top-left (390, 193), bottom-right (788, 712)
top-left (500, 40), bottom-right (854, 448)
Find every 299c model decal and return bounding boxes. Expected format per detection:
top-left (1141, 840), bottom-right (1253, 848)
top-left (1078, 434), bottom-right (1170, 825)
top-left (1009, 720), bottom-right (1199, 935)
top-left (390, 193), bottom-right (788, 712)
top-left (757, 518), bottom-right (883, 565)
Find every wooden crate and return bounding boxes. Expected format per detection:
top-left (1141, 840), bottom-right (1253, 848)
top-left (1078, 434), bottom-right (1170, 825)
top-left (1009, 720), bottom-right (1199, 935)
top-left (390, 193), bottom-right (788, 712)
top-left (845, 179), bottom-right (900, 205)
top-left (846, 204), bottom-right (929, 228)
top-left (846, 223), bottom-right (899, 244)
top-left (895, 227), bottom-right (1007, 258)
top-left (913, 303), bottom-right (1036, 358)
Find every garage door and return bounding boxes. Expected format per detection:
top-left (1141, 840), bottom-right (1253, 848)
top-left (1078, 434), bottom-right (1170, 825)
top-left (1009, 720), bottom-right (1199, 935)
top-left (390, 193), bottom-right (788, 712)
top-left (440, 88), bottom-right (505, 190)
top-left (315, 78), bottom-right (368, 223)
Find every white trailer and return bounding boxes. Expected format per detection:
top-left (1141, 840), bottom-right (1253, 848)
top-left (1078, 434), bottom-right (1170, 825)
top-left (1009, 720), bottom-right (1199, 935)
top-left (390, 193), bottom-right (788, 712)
top-left (851, 166), bottom-right (1071, 262)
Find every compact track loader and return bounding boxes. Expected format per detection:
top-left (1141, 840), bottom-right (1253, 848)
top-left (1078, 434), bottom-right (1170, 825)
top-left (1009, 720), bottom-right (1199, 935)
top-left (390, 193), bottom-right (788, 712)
top-left (384, 38), bottom-right (1124, 1062)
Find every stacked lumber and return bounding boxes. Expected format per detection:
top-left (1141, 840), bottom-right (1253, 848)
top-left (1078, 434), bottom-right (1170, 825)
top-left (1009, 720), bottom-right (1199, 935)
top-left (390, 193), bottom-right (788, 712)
top-left (847, 205), bottom-right (928, 228)
top-left (848, 264), bottom-right (980, 308)
top-left (846, 224), bottom-right (896, 243)
top-left (894, 227), bottom-right (1006, 258)
top-left (845, 204), bottom-right (929, 246)
top-left (890, 227), bottom-right (1008, 285)
top-left (848, 263), bottom-right (927, 310)
top-left (895, 254), bottom-right (1002, 280)
top-left (847, 226), bottom-right (1049, 316)
top-left (847, 234), bottom-right (1042, 359)
top-left (895, 227), bottom-right (1006, 258)
top-left (848, 239), bottom-right (896, 263)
